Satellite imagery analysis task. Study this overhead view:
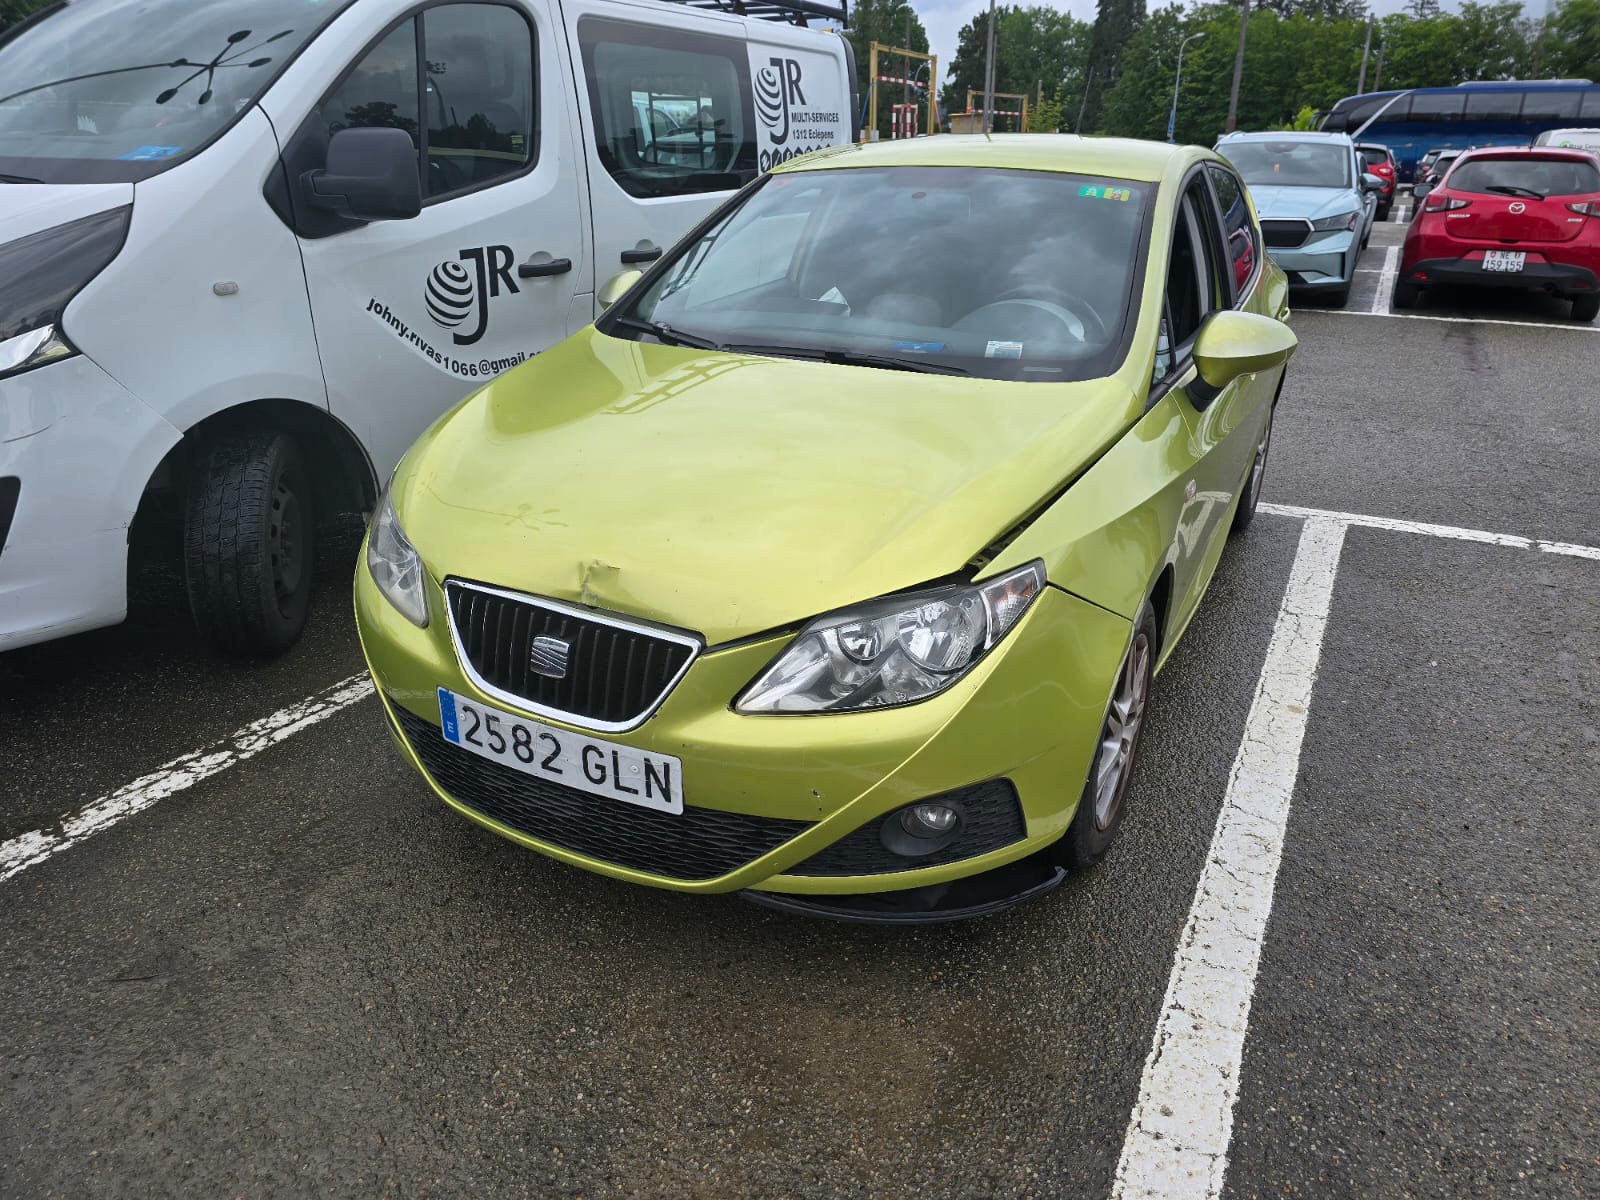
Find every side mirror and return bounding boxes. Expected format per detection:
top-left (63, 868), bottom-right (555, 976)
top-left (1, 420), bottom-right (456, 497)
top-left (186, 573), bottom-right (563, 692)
top-left (1361, 172), bottom-right (1385, 192)
top-left (597, 269), bottom-right (644, 311)
top-left (1413, 181), bottom-right (1433, 202)
top-left (302, 127), bottom-right (421, 222)
top-left (1189, 310), bottom-right (1297, 410)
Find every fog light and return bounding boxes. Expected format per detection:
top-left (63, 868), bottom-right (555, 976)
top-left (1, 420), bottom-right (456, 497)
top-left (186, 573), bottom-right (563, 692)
top-left (902, 804), bottom-right (959, 837)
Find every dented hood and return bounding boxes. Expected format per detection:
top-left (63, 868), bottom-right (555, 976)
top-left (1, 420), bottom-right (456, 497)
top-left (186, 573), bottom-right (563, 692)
top-left (398, 329), bottom-right (1138, 644)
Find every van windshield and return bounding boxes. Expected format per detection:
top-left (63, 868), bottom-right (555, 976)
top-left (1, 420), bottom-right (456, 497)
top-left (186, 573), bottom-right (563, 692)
top-left (609, 166), bottom-right (1152, 384)
top-left (0, 0), bottom-right (354, 184)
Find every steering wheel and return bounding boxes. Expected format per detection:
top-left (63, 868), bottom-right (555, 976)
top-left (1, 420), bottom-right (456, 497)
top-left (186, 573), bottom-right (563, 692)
top-left (989, 285), bottom-right (1110, 342)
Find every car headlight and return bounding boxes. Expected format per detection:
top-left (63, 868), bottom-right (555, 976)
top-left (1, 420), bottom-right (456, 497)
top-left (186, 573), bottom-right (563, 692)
top-left (0, 206), bottom-right (130, 380)
top-left (366, 492), bottom-right (429, 627)
top-left (1309, 210), bottom-right (1360, 232)
top-left (736, 561), bottom-right (1047, 714)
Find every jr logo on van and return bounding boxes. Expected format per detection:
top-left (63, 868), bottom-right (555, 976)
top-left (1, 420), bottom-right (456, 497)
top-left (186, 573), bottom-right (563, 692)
top-left (424, 245), bottom-right (518, 346)
top-left (750, 53), bottom-right (843, 172)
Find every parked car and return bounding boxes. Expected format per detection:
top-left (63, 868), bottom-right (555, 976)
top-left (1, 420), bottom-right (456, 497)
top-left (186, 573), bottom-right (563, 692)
top-left (1393, 146), bottom-right (1600, 321)
top-left (355, 136), bottom-right (1297, 921)
top-left (1532, 128), bottom-right (1600, 153)
top-left (1357, 142), bottom-right (1398, 219)
top-left (1214, 130), bottom-right (1384, 306)
top-left (0, 0), bottom-right (855, 657)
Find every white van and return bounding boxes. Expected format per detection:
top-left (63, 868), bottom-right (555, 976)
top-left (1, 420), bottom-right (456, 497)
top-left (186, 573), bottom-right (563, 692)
top-left (0, 0), bottom-right (855, 654)
top-left (1532, 128), bottom-right (1600, 153)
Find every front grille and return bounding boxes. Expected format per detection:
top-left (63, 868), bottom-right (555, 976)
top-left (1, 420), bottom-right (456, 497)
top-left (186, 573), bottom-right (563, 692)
top-left (0, 477), bottom-right (18, 558)
top-left (446, 581), bottom-right (698, 730)
top-left (786, 779), bottom-right (1027, 877)
top-left (1262, 219), bottom-right (1311, 249)
top-left (393, 703), bottom-right (811, 881)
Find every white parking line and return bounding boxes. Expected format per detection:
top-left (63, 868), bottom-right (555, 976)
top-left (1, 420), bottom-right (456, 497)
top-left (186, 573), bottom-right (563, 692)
top-left (1369, 246), bottom-right (1400, 314)
top-left (1113, 518), bottom-right (1348, 1200)
top-left (1260, 503), bottom-right (1600, 560)
top-left (1311, 308), bottom-right (1599, 332)
top-left (0, 674), bottom-right (373, 884)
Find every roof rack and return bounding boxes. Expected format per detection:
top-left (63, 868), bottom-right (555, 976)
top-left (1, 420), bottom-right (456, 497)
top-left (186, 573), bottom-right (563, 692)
top-left (669, 0), bottom-right (849, 27)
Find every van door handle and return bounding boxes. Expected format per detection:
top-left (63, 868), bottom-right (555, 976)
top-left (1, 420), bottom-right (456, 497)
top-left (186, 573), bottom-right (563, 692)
top-left (621, 246), bottom-right (662, 264)
top-left (518, 257), bottom-right (573, 279)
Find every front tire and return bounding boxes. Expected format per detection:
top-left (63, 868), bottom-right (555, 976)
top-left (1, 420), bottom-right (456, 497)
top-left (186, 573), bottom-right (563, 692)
top-left (184, 429), bottom-right (316, 656)
top-left (1570, 294), bottom-right (1600, 323)
top-left (1049, 603), bottom-right (1158, 869)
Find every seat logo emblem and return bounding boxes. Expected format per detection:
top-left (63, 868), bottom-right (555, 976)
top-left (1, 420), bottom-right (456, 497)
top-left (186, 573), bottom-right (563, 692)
top-left (1509, 201), bottom-right (1526, 214)
top-left (529, 635), bottom-right (570, 679)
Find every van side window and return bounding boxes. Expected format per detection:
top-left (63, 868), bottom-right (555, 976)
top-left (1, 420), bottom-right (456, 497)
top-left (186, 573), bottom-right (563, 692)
top-left (423, 5), bottom-right (535, 196)
top-left (323, 22), bottom-right (420, 144)
top-left (1207, 163), bottom-right (1258, 298)
top-left (577, 18), bottom-right (755, 199)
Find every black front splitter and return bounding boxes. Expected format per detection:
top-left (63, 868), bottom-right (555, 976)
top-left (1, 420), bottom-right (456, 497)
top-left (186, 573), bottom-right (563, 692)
top-left (740, 856), bottom-right (1067, 925)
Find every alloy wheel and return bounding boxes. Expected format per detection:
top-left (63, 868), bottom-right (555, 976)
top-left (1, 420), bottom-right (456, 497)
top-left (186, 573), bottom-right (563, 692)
top-left (1092, 630), bottom-right (1152, 830)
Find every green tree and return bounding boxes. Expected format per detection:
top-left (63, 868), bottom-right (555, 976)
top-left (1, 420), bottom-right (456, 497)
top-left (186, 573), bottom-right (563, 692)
top-left (0, 0), bottom-right (53, 33)
top-left (1539, 0), bottom-right (1600, 78)
top-left (843, 0), bottom-right (932, 140)
top-left (1027, 88), bottom-right (1068, 131)
top-left (940, 5), bottom-right (1091, 130)
top-left (1083, 0), bottom-right (1148, 130)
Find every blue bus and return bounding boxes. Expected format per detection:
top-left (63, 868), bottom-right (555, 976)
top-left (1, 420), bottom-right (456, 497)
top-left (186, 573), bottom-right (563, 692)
top-left (1320, 80), bottom-right (1600, 181)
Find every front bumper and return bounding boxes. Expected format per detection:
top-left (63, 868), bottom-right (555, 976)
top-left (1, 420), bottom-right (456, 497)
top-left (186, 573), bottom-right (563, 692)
top-left (356, 558), bottom-right (1133, 901)
top-left (0, 355), bottom-right (180, 651)
top-left (1405, 255), bottom-right (1600, 295)
top-left (1267, 231), bottom-right (1358, 290)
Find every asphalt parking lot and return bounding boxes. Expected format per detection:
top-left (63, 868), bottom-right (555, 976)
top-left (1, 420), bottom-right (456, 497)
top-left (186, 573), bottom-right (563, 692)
top-left (3, 208), bottom-right (1597, 1199)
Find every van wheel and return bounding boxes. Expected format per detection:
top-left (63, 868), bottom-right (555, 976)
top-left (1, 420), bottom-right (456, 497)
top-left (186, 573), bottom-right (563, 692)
top-left (1570, 294), bottom-right (1600, 322)
top-left (184, 429), bottom-right (316, 656)
top-left (1048, 602), bottom-right (1158, 869)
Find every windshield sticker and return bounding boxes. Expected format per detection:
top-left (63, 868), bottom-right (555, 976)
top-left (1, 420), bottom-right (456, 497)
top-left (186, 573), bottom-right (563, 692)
top-left (1078, 184), bottom-right (1132, 201)
top-left (116, 145), bottom-right (183, 160)
top-left (893, 340), bottom-right (946, 353)
top-left (985, 340), bottom-right (1024, 359)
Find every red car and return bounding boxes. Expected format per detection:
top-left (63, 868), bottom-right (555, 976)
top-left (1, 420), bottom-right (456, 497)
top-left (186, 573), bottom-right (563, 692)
top-left (1393, 147), bottom-right (1600, 322)
top-left (1356, 143), bottom-right (1397, 220)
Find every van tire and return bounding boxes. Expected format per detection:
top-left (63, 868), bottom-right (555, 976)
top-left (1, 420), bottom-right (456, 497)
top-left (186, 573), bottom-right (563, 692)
top-left (184, 429), bottom-right (316, 657)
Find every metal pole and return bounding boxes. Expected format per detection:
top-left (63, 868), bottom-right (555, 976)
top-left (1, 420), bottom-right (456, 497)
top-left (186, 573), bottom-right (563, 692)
top-left (1357, 13), bottom-right (1373, 94)
top-left (1225, 0), bottom-right (1249, 134)
top-left (868, 42), bottom-right (878, 141)
top-left (1075, 65), bottom-right (1094, 133)
top-left (1168, 32), bottom-right (1205, 144)
top-left (982, 0), bottom-right (997, 133)
top-left (903, 8), bottom-right (911, 109)
top-left (930, 53), bottom-right (938, 133)
top-left (1372, 40), bottom-right (1386, 93)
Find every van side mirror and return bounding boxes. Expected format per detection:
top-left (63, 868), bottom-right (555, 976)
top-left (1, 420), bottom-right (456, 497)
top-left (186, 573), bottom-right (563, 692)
top-left (1189, 310), bottom-right (1297, 410)
top-left (598, 269), bottom-right (644, 310)
top-left (302, 128), bottom-right (421, 222)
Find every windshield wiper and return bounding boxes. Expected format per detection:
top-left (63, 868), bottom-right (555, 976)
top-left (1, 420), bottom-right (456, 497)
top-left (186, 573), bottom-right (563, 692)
top-left (0, 173), bottom-right (42, 183)
top-left (722, 343), bottom-right (970, 375)
top-left (1485, 184), bottom-right (1546, 200)
top-left (611, 316), bottom-right (721, 351)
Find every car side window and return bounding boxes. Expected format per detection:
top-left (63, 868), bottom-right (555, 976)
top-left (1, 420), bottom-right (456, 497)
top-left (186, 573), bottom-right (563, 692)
top-left (1208, 163), bottom-right (1259, 299)
top-left (577, 18), bottom-right (755, 199)
top-left (321, 22), bottom-right (420, 145)
top-left (1186, 176), bottom-right (1232, 310)
top-left (423, 5), bottom-right (536, 197)
top-left (1165, 191), bottom-right (1214, 349)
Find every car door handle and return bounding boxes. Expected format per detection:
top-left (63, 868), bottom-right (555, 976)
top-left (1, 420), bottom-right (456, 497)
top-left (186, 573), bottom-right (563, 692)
top-left (518, 257), bottom-right (573, 279)
top-left (621, 246), bottom-right (662, 264)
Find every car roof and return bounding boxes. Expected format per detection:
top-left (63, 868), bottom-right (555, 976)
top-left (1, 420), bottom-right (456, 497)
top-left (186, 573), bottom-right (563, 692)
top-left (1456, 145), bottom-right (1598, 161)
top-left (773, 135), bottom-right (1209, 184)
top-left (1218, 130), bottom-right (1354, 146)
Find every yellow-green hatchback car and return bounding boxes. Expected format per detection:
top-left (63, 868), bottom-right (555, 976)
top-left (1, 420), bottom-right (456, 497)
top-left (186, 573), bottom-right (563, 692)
top-left (356, 136), bottom-right (1295, 922)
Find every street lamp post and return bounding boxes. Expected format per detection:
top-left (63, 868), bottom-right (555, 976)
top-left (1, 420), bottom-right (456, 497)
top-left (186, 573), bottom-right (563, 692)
top-left (1167, 31), bottom-right (1206, 144)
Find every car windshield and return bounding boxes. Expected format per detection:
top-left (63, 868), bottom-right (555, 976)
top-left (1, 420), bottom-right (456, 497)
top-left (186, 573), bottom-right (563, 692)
top-left (1448, 156), bottom-right (1600, 197)
top-left (611, 166), bottom-right (1152, 384)
top-left (0, 0), bottom-right (353, 184)
top-left (1223, 142), bottom-right (1352, 189)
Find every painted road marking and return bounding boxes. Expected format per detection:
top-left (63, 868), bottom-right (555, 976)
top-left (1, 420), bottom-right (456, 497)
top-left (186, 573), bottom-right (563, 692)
top-left (1113, 518), bottom-right (1349, 1200)
top-left (0, 674), bottom-right (374, 884)
top-left (1260, 503), bottom-right (1600, 560)
top-left (1370, 245), bottom-right (1400, 315)
top-left (1312, 308), bottom-right (1599, 332)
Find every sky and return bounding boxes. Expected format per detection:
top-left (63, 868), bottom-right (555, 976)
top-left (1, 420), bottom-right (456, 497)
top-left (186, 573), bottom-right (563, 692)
top-left (915, 0), bottom-right (1524, 101)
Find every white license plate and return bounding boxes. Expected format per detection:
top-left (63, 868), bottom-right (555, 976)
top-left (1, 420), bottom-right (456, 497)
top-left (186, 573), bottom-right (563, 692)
top-left (437, 688), bottom-right (683, 815)
top-left (1482, 251), bottom-right (1526, 273)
